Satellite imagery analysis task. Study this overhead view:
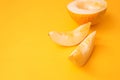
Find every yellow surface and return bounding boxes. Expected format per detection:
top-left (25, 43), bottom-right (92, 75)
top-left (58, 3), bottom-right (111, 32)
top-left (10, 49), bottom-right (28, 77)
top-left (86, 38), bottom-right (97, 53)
top-left (0, 0), bottom-right (120, 80)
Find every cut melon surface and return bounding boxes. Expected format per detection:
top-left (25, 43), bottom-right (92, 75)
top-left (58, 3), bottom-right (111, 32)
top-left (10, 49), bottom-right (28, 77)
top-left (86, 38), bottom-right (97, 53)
top-left (69, 31), bottom-right (96, 66)
top-left (67, 0), bottom-right (107, 25)
top-left (48, 22), bottom-right (91, 46)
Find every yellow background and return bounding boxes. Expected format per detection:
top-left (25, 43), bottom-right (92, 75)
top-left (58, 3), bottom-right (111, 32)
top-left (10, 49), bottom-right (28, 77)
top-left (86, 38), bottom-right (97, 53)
top-left (0, 0), bottom-right (120, 80)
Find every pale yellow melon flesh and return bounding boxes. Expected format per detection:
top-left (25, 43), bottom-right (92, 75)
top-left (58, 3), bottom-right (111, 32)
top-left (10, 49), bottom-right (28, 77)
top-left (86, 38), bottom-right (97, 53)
top-left (67, 0), bottom-right (107, 25)
top-left (69, 31), bottom-right (96, 66)
top-left (48, 22), bottom-right (91, 46)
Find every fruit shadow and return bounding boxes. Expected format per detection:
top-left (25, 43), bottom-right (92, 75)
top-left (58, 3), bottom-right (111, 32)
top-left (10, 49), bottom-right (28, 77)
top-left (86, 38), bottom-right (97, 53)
top-left (91, 12), bottom-right (114, 31)
top-left (77, 13), bottom-right (114, 78)
top-left (74, 42), bottom-right (108, 79)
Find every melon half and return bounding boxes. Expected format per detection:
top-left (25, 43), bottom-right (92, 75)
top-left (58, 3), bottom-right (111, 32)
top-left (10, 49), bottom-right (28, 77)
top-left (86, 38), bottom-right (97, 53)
top-left (67, 0), bottom-right (107, 25)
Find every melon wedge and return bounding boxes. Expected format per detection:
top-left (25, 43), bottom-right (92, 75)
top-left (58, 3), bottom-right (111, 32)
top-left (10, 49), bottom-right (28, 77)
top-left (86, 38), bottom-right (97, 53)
top-left (48, 22), bottom-right (91, 46)
top-left (69, 31), bottom-right (96, 66)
